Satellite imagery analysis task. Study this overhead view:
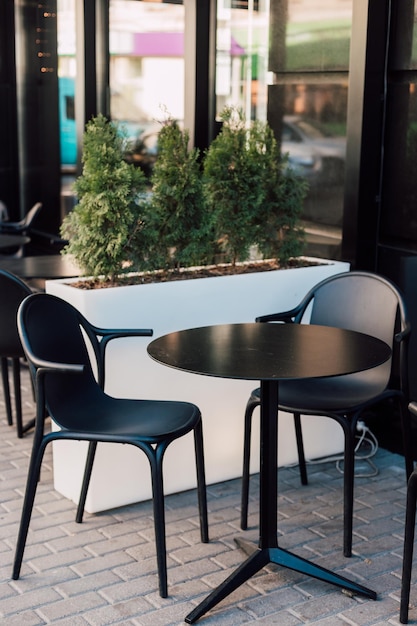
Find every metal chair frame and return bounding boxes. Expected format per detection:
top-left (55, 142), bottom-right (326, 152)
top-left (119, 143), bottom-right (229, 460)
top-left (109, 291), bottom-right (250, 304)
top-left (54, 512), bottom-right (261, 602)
top-left (241, 271), bottom-right (414, 558)
top-left (0, 270), bottom-right (35, 437)
top-left (400, 400), bottom-right (417, 623)
top-left (12, 293), bottom-right (209, 597)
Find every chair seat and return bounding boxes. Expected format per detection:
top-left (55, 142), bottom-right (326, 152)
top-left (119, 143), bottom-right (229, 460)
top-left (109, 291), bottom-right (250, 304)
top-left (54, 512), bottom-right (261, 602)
top-left (250, 364), bottom-right (390, 412)
top-left (52, 395), bottom-right (201, 442)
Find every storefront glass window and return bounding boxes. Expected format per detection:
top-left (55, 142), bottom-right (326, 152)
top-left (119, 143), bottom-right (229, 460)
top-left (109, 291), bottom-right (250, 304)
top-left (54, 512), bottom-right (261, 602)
top-left (268, 0), bottom-right (352, 257)
top-left (109, 0), bottom-right (185, 176)
top-left (110, 1), bottom-right (185, 127)
top-left (216, 0), bottom-right (352, 257)
top-left (216, 0), bottom-right (270, 122)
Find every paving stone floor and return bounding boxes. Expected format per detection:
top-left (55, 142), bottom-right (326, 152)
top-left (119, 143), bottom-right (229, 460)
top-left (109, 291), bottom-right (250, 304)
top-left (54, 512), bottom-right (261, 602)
top-left (0, 363), bottom-right (416, 625)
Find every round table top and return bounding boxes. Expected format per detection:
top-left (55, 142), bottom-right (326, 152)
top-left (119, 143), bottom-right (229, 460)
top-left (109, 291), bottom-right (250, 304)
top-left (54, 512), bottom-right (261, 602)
top-left (147, 323), bottom-right (391, 381)
top-left (0, 254), bottom-right (80, 279)
top-left (0, 234), bottom-right (30, 250)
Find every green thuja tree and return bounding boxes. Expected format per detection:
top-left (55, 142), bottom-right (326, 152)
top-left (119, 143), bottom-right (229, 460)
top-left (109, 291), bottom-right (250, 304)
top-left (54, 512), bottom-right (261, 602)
top-left (253, 124), bottom-right (307, 265)
top-left (61, 114), bottom-right (149, 282)
top-left (203, 107), bottom-right (267, 265)
top-left (147, 119), bottom-right (214, 270)
top-left (204, 107), bottom-right (306, 266)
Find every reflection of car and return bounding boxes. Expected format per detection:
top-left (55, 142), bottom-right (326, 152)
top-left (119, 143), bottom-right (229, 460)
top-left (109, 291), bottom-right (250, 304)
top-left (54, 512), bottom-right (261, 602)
top-left (126, 116), bottom-right (347, 186)
top-left (123, 123), bottom-right (162, 177)
top-left (282, 116), bottom-right (346, 187)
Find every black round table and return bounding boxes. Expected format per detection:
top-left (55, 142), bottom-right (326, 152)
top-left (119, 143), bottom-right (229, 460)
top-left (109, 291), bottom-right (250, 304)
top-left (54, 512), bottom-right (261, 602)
top-left (0, 254), bottom-right (79, 279)
top-left (0, 254), bottom-right (80, 291)
top-left (0, 234), bottom-right (30, 250)
top-left (147, 323), bottom-right (391, 623)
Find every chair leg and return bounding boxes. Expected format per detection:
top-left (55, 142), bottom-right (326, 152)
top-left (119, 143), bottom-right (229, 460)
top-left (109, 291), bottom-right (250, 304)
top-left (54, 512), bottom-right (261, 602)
top-left (148, 443), bottom-right (168, 598)
top-left (76, 441), bottom-right (97, 523)
top-left (1, 357), bottom-right (13, 426)
top-left (2, 357), bottom-right (35, 438)
top-left (400, 396), bottom-right (415, 480)
top-left (342, 421), bottom-right (356, 558)
top-left (293, 413), bottom-right (308, 486)
top-left (241, 397), bottom-right (258, 530)
top-left (12, 437), bottom-right (49, 579)
top-left (145, 429), bottom-right (208, 599)
top-left (12, 358), bottom-right (23, 438)
top-left (400, 469), bottom-right (417, 623)
top-left (193, 420), bottom-right (209, 543)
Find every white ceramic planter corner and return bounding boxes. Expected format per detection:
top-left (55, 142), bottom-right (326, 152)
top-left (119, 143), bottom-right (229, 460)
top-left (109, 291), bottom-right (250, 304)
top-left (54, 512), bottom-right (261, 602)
top-left (46, 257), bottom-right (349, 513)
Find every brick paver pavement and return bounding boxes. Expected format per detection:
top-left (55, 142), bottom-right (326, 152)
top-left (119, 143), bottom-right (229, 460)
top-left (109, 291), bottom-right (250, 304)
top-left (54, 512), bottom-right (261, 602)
top-left (0, 363), bottom-right (415, 624)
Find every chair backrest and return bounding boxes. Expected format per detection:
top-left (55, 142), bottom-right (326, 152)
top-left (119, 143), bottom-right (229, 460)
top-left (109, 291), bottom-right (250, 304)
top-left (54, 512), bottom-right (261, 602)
top-left (305, 271), bottom-right (405, 342)
top-left (298, 271), bottom-right (409, 391)
top-left (0, 270), bottom-right (32, 357)
top-left (22, 202), bottom-right (42, 230)
top-left (0, 200), bottom-right (8, 222)
top-left (0, 202), bottom-right (42, 234)
top-left (17, 293), bottom-right (104, 428)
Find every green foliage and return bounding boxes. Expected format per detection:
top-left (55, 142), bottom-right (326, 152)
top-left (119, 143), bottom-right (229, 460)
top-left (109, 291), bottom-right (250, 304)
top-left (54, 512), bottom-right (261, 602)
top-left (253, 137), bottom-right (307, 266)
top-left (146, 120), bottom-right (214, 270)
top-left (61, 114), bottom-right (149, 281)
top-left (203, 108), bottom-right (266, 264)
top-left (61, 110), bottom-right (306, 282)
top-left (204, 107), bottom-right (306, 265)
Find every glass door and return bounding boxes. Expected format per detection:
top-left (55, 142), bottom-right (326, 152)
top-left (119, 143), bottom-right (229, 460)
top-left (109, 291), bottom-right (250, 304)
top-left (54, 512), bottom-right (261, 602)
top-left (109, 0), bottom-right (185, 175)
top-left (216, 0), bottom-right (270, 122)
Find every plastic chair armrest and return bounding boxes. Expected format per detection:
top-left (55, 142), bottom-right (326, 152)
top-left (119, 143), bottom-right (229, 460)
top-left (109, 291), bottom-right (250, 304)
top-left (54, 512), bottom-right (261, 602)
top-left (34, 362), bottom-right (84, 399)
top-left (93, 327), bottom-right (153, 361)
top-left (408, 401), bottom-right (417, 417)
top-left (255, 302), bottom-right (304, 324)
top-left (92, 327), bottom-right (154, 389)
top-left (35, 360), bottom-right (85, 375)
top-left (91, 326), bottom-right (153, 341)
top-left (21, 339), bottom-right (85, 375)
top-left (395, 320), bottom-right (411, 343)
top-left (0, 222), bottom-right (25, 233)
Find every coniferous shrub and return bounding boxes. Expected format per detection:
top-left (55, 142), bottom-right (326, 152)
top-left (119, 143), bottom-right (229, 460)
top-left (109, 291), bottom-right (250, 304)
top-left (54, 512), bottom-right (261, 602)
top-left (146, 119), bottom-right (215, 270)
top-left (204, 107), bottom-right (306, 266)
top-left (60, 114), bottom-right (149, 282)
top-left (203, 107), bottom-right (266, 265)
top-left (61, 110), bottom-right (307, 285)
top-left (253, 122), bottom-right (307, 265)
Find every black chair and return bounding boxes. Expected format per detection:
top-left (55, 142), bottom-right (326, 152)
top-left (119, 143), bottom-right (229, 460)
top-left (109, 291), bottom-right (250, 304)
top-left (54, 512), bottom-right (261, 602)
top-left (0, 269), bottom-right (34, 438)
top-left (0, 202), bottom-right (42, 236)
top-left (400, 401), bottom-right (417, 623)
top-left (0, 199), bottom-right (8, 222)
top-left (241, 271), bottom-right (414, 558)
top-left (12, 293), bottom-right (209, 597)
top-left (0, 202), bottom-right (42, 257)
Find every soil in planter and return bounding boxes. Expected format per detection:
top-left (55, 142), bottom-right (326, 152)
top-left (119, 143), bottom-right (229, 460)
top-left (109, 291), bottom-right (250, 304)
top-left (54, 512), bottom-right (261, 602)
top-left (69, 258), bottom-right (325, 290)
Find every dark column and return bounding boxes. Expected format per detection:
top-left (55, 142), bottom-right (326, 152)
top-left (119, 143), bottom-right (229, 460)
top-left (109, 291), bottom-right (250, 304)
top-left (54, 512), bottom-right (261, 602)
top-left (342, 0), bottom-right (389, 270)
top-left (96, 0), bottom-right (110, 118)
top-left (74, 0), bottom-right (110, 173)
top-left (0, 0), bottom-right (19, 216)
top-left (14, 0), bottom-right (61, 233)
top-left (184, 0), bottom-right (216, 152)
top-left (75, 0), bottom-right (96, 173)
top-left (266, 0), bottom-right (287, 144)
top-left (375, 0), bottom-right (415, 264)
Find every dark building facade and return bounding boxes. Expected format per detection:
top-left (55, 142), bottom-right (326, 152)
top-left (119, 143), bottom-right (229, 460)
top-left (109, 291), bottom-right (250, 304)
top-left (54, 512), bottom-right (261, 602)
top-left (2, 0), bottom-right (417, 341)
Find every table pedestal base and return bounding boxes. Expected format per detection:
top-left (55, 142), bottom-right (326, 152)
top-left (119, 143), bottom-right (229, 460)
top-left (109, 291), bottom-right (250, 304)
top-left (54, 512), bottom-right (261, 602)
top-left (185, 542), bottom-right (376, 624)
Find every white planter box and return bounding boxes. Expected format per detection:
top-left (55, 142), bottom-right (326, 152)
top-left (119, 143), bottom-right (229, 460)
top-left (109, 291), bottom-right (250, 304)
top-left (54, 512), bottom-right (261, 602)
top-left (46, 258), bottom-right (349, 513)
